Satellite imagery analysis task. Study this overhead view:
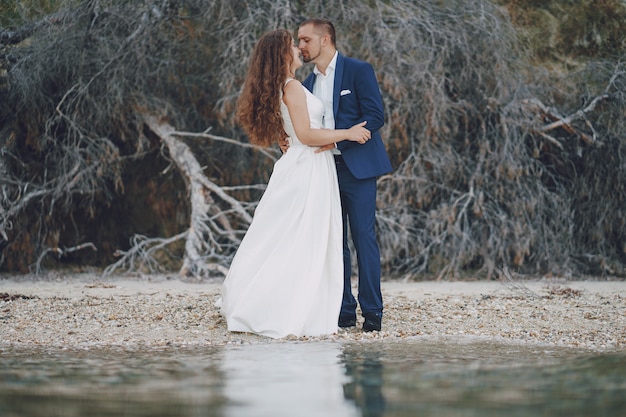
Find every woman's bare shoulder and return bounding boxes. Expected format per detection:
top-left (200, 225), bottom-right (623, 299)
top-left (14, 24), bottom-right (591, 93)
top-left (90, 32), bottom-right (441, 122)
top-left (284, 77), bottom-right (304, 90)
top-left (283, 78), bottom-right (305, 102)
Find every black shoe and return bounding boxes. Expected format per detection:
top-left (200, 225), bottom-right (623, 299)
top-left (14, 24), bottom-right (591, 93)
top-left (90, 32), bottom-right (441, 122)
top-left (363, 313), bottom-right (382, 332)
top-left (338, 316), bottom-right (357, 328)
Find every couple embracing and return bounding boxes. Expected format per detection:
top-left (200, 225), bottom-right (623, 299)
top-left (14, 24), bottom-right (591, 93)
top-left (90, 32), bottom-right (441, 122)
top-left (220, 18), bottom-right (393, 338)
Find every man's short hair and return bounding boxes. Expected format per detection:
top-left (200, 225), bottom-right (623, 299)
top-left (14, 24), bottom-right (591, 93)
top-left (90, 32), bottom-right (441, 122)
top-left (300, 18), bottom-right (336, 46)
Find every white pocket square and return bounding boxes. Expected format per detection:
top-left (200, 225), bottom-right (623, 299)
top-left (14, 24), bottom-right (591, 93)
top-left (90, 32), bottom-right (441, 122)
top-left (340, 89), bottom-right (351, 96)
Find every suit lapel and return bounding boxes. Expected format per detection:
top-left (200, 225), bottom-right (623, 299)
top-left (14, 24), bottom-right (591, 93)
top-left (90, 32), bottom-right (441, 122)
top-left (333, 53), bottom-right (345, 118)
top-left (303, 72), bottom-right (315, 92)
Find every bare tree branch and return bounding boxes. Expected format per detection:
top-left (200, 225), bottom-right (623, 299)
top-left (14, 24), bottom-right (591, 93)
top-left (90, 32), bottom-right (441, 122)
top-left (539, 93), bottom-right (610, 144)
top-left (31, 242), bottom-right (97, 274)
top-left (172, 129), bottom-right (279, 162)
top-left (104, 232), bottom-right (188, 276)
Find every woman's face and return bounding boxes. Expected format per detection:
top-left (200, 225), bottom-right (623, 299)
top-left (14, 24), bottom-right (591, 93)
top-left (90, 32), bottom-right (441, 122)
top-left (290, 39), bottom-right (302, 72)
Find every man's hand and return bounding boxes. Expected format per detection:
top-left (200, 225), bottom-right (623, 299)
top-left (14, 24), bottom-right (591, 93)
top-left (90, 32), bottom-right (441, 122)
top-left (315, 143), bottom-right (336, 154)
top-left (278, 137), bottom-right (290, 153)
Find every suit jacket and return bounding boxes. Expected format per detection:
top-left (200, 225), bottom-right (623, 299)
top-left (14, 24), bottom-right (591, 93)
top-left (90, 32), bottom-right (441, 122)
top-left (303, 53), bottom-right (393, 180)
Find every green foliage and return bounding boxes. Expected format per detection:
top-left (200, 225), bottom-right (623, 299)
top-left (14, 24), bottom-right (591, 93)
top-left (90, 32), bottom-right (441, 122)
top-left (496, 0), bottom-right (626, 67)
top-left (0, 0), bottom-right (66, 27)
top-left (559, 0), bottom-right (626, 59)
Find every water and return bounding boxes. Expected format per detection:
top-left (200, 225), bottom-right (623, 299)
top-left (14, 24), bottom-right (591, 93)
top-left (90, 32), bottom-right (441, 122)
top-left (1, 338), bottom-right (625, 417)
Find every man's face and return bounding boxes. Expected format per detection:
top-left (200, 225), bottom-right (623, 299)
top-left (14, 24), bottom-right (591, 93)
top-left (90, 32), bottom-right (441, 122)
top-left (297, 23), bottom-right (323, 64)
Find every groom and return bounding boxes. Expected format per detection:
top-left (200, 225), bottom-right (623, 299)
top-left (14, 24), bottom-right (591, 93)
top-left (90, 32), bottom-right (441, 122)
top-left (297, 18), bottom-right (393, 332)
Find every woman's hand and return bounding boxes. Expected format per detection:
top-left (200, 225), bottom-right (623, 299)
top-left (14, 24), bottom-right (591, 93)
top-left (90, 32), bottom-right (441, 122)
top-left (278, 137), bottom-right (290, 153)
top-left (314, 121), bottom-right (371, 154)
top-left (346, 121), bottom-right (371, 144)
top-left (315, 143), bottom-right (336, 153)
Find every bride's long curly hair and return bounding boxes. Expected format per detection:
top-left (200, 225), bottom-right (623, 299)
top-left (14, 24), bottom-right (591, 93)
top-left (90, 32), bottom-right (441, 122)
top-left (237, 29), bottom-right (293, 147)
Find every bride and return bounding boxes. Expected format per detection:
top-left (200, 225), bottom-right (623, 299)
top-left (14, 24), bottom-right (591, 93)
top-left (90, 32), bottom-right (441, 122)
top-left (220, 29), bottom-right (370, 338)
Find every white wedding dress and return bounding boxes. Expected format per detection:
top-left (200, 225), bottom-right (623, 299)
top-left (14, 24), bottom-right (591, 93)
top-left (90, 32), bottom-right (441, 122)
top-left (220, 79), bottom-right (343, 338)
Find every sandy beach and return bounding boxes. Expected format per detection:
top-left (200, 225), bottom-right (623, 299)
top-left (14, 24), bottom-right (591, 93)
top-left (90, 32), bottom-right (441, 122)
top-left (1, 273), bottom-right (624, 351)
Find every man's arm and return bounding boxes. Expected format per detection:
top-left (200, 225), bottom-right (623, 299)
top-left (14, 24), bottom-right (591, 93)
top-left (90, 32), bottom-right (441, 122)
top-left (336, 60), bottom-right (384, 152)
top-left (354, 62), bottom-right (385, 134)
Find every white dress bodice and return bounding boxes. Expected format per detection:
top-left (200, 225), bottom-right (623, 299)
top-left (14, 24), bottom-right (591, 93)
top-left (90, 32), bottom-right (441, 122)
top-left (280, 78), bottom-right (324, 146)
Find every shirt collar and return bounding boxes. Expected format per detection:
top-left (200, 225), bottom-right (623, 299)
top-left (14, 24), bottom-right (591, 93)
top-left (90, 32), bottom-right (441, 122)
top-left (313, 50), bottom-right (338, 76)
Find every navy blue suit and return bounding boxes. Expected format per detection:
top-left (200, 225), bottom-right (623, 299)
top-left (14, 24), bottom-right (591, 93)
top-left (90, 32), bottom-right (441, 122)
top-left (303, 53), bottom-right (392, 321)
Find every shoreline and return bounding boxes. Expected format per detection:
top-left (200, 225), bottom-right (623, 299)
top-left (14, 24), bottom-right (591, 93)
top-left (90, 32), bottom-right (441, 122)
top-left (1, 274), bottom-right (625, 351)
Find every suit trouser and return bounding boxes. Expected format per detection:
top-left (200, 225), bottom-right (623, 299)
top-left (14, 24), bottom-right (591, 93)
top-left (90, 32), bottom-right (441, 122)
top-left (335, 156), bottom-right (383, 319)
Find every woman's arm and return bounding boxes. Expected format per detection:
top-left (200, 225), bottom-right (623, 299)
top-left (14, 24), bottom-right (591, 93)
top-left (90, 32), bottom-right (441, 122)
top-left (283, 80), bottom-right (370, 146)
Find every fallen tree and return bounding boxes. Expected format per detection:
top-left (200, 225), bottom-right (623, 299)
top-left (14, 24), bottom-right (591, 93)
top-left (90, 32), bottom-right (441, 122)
top-left (103, 116), bottom-right (260, 279)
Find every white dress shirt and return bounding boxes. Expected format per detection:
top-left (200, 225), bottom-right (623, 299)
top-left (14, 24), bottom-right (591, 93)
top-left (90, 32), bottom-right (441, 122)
top-left (313, 51), bottom-right (338, 130)
top-left (313, 51), bottom-right (339, 153)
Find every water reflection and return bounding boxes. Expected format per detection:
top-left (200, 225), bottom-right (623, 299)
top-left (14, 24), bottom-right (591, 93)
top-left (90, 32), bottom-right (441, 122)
top-left (340, 347), bottom-right (386, 417)
top-left (0, 347), bottom-right (226, 417)
top-left (220, 342), bottom-right (358, 417)
top-left (1, 338), bottom-right (625, 417)
top-left (339, 338), bottom-right (626, 417)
